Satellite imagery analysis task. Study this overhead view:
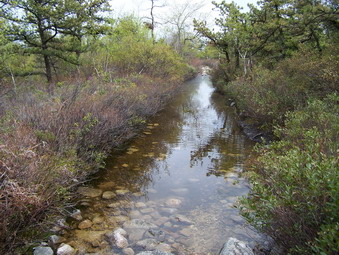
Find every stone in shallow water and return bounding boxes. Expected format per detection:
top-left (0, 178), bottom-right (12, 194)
top-left (116, 189), bottom-right (130, 195)
top-left (165, 198), bottom-right (182, 208)
top-left (141, 208), bottom-right (155, 214)
top-left (155, 243), bottom-right (173, 253)
top-left (102, 191), bottom-right (116, 199)
top-left (114, 227), bottom-right (127, 237)
top-left (128, 229), bottom-right (147, 242)
top-left (135, 202), bottom-right (146, 208)
top-left (136, 238), bottom-right (158, 250)
top-left (115, 232), bottom-right (129, 248)
top-left (123, 248), bottom-right (135, 255)
top-left (77, 187), bottom-right (103, 198)
top-left (170, 188), bottom-right (189, 194)
top-left (33, 246), bottom-right (54, 255)
top-left (159, 208), bottom-right (178, 215)
top-left (97, 181), bottom-right (115, 189)
top-left (219, 238), bottom-right (254, 255)
top-left (179, 227), bottom-right (193, 237)
top-left (109, 215), bottom-right (129, 223)
top-left (130, 210), bottom-right (142, 218)
top-left (170, 214), bottom-right (193, 225)
top-left (78, 219), bottom-right (93, 229)
top-left (75, 230), bottom-right (107, 248)
top-left (92, 215), bottom-right (104, 224)
top-left (123, 219), bottom-right (157, 229)
top-left (137, 251), bottom-right (174, 255)
top-left (154, 217), bottom-right (168, 226)
top-left (56, 243), bottom-right (76, 255)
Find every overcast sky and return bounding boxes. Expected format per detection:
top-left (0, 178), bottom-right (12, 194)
top-left (109, 0), bottom-right (258, 36)
top-left (110, 0), bottom-right (258, 19)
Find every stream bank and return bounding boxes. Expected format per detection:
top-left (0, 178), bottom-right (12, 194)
top-left (34, 73), bottom-right (271, 255)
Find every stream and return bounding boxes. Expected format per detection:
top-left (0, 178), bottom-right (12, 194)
top-left (58, 73), bottom-right (267, 254)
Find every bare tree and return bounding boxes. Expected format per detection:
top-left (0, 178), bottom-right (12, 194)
top-left (163, 0), bottom-right (204, 54)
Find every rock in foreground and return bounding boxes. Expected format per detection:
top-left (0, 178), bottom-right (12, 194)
top-left (219, 238), bottom-right (254, 255)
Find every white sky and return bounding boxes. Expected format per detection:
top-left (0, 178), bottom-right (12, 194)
top-left (109, 0), bottom-right (258, 37)
top-left (110, 0), bottom-right (258, 20)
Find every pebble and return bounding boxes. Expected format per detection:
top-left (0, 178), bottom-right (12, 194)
top-left (116, 189), bottom-right (130, 195)
top-left (165, 198), bottom-right (182, 208)
top-left (154, 217), bottom-right (169, 226)
top-left (129, 210), bottom-right (142, 218)
top-left (78, 219), bottom-right (93, 229)
top-left (69, 209), bottom-right (83, 221)
top-left (114, 227), bottom-right (127, 237)
top-left (148, 188), bottom-right (157, 194)
top-left (114, 232), bottom-right (128, 248)
top-left (97, 181), bottom-right (115, 189)
top-left (123, 248), bottom-right (135, 255)
top-left (102, 191), bottom-right (116, 199)
top-left (136, 238), bottom-right (158, 250)
top-left (92, 216), bottom-right (104, 224)
top-left (155, 243), bottom-right (173, 252)
top-left (135, 202), bottom-right (146, 208)
top-left (179, 227), bottom-right (194, 237)
top-left (77, 187), bottom-right (103, 198)
top-left (140, 208), bottom-right (155, 214)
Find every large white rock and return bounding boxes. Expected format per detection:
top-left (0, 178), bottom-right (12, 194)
top-left (219, 238), bottom-right (254, 255)
top-left (33, 246), bottom-right (53, 255)
top-left (114, 232), bottom-right (129, 248)
top-left (57, 243), bottom-right (76, 255)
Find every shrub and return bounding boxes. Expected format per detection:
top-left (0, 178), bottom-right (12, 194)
top-left (240, 94), bottom-right (339, 254)
top-left (225, 48), bottom-right (339, 126)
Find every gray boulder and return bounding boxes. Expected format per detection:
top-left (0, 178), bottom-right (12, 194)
top-left (33, 246), bottom-right (54, 255)
top-left (137, 251), bottom-right (174, 255)
top-left (219, 238), bottom-right (254, 255)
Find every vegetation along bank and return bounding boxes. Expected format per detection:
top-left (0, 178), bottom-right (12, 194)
top-left (0, 9), bottom-right (196, 253)
top-left (195, 1), bottom-right (338, 254)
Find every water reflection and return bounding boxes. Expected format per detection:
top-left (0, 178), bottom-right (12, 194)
top-left (62, 75), bottom-right (266, 254)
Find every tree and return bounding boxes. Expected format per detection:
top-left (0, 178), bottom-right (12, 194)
top-left (164, 1), bottom-right (204, 55)
top-left (0, 0), bottom-right (110, 84)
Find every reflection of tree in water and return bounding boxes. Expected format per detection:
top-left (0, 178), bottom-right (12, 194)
top-left (189, 92), bottom-right (250, 178)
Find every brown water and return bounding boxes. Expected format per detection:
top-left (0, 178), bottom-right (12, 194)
top-left (63, 74), bottom-right (266, 254)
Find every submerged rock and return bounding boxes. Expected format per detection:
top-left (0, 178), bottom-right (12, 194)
top-left (137, 251), bottom-right (174, 255)
top-left (33, 246), bottom-right (54, 255)
top-left (219, 238), bottom-right (254, 255)
top-left (170, 214), bottom-right (194, 225)
top-left (116, 189), bottom-right (130, 195)
top-left (123, 247), bottom-right (135, 255)
top-left (102, 191), bottom-right (116, 199)
top-left (77, 187), bottom-right (103, 198)
top-left (78, 219), bottom-right (93, 229)
top-left (75, 230), bottom-right (107, 247)
top-left (136, 238), bottom-right (158, 250)
top-left (106, 228), bottom-right (128, 248)
top-left (165, 198), bottom-right (182, 208)
top-left (123, 219), bottom-right (157, 229)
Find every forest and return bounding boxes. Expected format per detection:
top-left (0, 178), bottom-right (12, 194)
top-left (0, 0), bottom-right (338, 254)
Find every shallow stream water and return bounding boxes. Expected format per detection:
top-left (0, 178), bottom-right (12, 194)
top-left (61, 74), bottom-right (266, 254)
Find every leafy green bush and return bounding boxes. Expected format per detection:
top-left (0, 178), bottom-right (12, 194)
top-left (226, 48), bottom-right (338, 125)
top-left (240, 94), bottom-right (339, 254)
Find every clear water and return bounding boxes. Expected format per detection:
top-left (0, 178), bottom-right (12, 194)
top-left (62, 75), bottom-right (266, 254)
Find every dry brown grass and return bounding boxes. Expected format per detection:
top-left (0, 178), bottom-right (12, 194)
top-left (0, 71), bottom-right (182, 252)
